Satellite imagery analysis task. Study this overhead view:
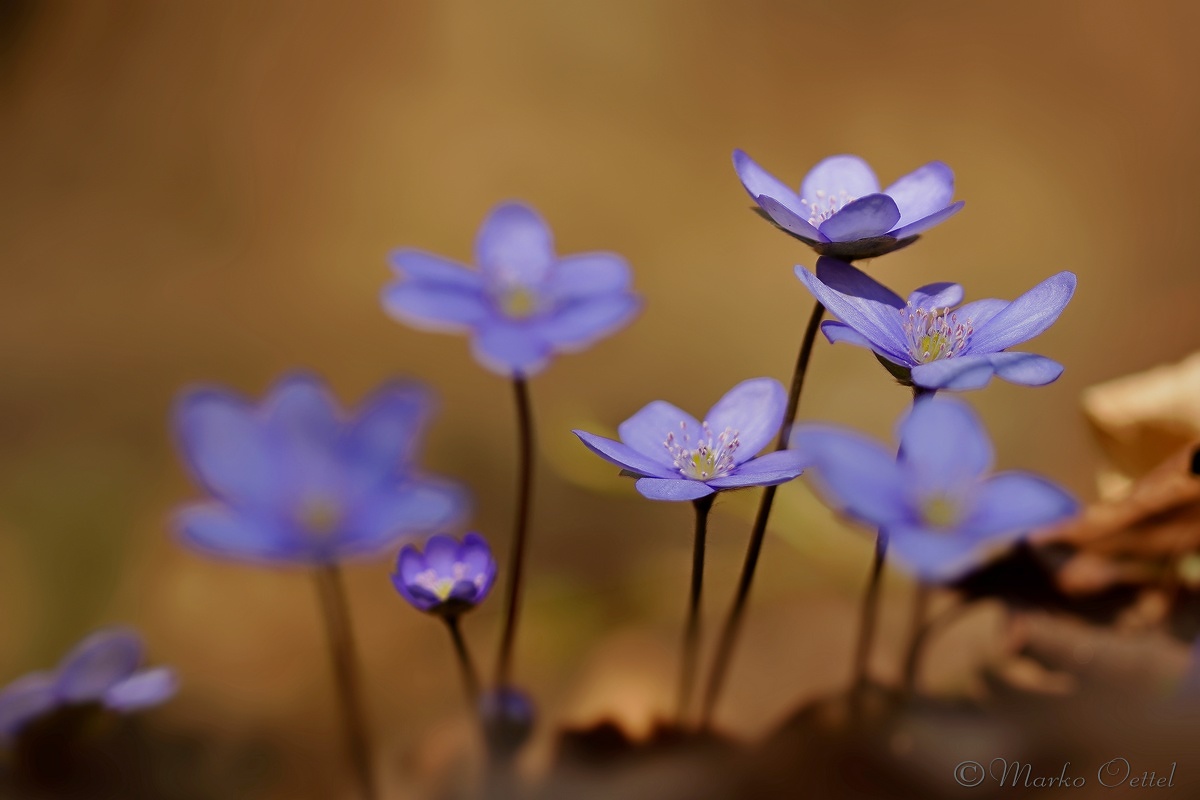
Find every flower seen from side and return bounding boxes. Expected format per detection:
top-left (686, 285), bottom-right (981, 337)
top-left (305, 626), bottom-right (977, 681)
top-left (795, 258), bottom-right (1077, 391)
top-left (793, 396), bottom-right (1078, 582)
top-left (734, 150), bottom-right (964, 260)
top-left (0, 629), bottom-right (177, 739)
top-left (172, 374), bottom-right (467, 565)
top-left (383, 201), bottom-right (641, 377)
top-left (573, 377), bottom-right (806, 501)
top-left (392, 533), bottom-right (498, 616)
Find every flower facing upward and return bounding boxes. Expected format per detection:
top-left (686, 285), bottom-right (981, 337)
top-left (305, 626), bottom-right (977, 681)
top-left (173, 374), bottom-right (467, 565)
top-left (573, 378), bottom-right (806, 501)
top-left (795, 258), bottom-right (1077, 391)
top-left (392, 533), bottom-right (497, 616)
top-left (383, 202), bottom-right (641, 377)
top-left (733, 150), bottom-right (964, 260)
top-left (0, 629), bottom-right (177, 739)
top-left (793, 397), bottom-right (1078, 582)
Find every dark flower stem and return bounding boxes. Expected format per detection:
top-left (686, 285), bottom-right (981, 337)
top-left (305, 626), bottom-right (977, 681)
top-left (313, 564), bottom-right (378, 800)
top-left (900, 583), bottom-right (932, 696)
top-left (700, 300), bottom-right (826, 728)
top-left (445, 616), bottom-right (482, 708)
top-left (850, 530), bottom-right (889, 700)
top-left (496, 376), bottom-right (535, 687)
top-left (677, 494), bottom-right (715, 725)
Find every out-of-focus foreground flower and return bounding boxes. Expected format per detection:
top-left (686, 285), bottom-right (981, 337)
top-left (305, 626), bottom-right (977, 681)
top-left (733, 150), bottom-right (964, 260)
top-left (392, 533), bottom-right (497, 616)
top-left (794, 396), bottom-right (1078, 581)
top-left (383, 201), bottom-right (641, 377)
top-left (573, 377), bottom-right (806, 501)
top-left (172, 373), bottom-right (467, 564)
top-left (796, 258), bottom-right (1076, 391)
top-left (0, 629), bottom-right (176, 739)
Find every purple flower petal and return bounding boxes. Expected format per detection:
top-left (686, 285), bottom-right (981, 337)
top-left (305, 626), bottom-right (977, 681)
top-left (263, 375), bottom-right (341, 463)
top-left (704, 378), bottom-right (785, 462)
top-left (573, 430), bottom-right (676, 478)
top-left (547, 253), bottom-right (632, 300)
top-left (909, 355), bottom-right (998, 391)
top-left (56, 629), bottom-right (143, 703)
top-left (340, 382), bottom-right (432, 495)
top-left (817, 194), bottom-right (901, 242)
top-left (448, 579), bottom-right (483, 604)
top-left (382, 281), bottom-right (492, 333)
top-left (470, 321), bottom-right (553, 377)
top-left (907, 282), bottom-right (964, 310)
top-left (889, 201), bottom-right (964, 239)
top-left (801, 155), bottom-right (880, 206)
top-left (896, 397), bottom-right (993, 490)
top-left (474, 202), bottom-right (556, 286)
top-left (459, 533), bottom-right (497, 596)
top-left (424, 534), bottom-right (460, 575)
top-left (814, 258), bottom-right (905, 308)
top-left (732, 150), bottom-right (805, 211)
top-left (103, 667), bottom-right (178, 712)
top-left (795, 263), bottom-right (910, 364)
top-left (395, 545), bottom-right (426, 585)
top-left (398, 583), bottom-right (439, 611)
top-left (174, 503), bottom-right (297, 563)
top-left (634, 477), bottom-right (715, 502)
top-left (821, 326), bottom-right (879, 359)
top-left (956, 297), bottom-right (1009, 329)
top-left (0, 673), bottom-right (56, 737)
top-left (537, 294), bottom-right (640, 350)
top-left (968, 272), bottom-right (1077, 353)
top-left (791, 426), bottom-right (910, 526)
top-left (884, 161), bottom-right (955, 228)
top-left (617, 400), bottom-right (702, 468)
top-left (388, 250), bottom-right (483, 290)
top-left (341, 480), bottom-right (466, 558)
top-left (988, 352), bottom-right (1065, 386)
top-left (173, 388), bottom-right (276, 510)
top-left (885, 523), bottom-right (994, 582)
top-left (707, 449), bottom-right (806, 488)
top-left (965, 472), bottom-right (1078, 538)
top-left (755, 195), bottom-right (825, 242)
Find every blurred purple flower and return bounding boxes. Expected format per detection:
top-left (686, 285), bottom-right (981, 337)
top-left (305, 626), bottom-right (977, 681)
top-left (0, 629), bottom-right (177, 739)
top-left (173, 374), bottom-right (467, 565)
top-left (795, 258), bottom-right (1077, 391)
top-left (382, 202), bottom-right (641, 377)
top-left (480, 685), bottom-right (535, 757)
top-left (734, 150), bottom-right (964, 260)
top-left (391, 533), bottom-right (497, 615)
top-left (573, 378), bottom-right (806, 501)
top-left (793, 397), bottom-right (1078, 582)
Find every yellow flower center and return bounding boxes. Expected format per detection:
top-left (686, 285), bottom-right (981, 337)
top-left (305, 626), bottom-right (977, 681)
top-left (921, 495), bottom-right (962, 529)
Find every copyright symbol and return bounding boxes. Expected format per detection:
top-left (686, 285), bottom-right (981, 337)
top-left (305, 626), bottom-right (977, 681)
top-left (955, 760), bottom-right (986, 787)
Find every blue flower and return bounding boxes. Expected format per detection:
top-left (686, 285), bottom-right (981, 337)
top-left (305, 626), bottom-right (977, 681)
top-left (0, 629), bottom-right (177, 739)
top-left (479, 686), bottom-right (535, 757)
top-left (573, 378), bottom-right (806, 501)
top-left (734, 150), bottom-right (964, 260)
top-left (382, 202), bottom-right (641, 377)
top-left (795, 258), bottom-right (1077, 391)
top-left (172, 374), bottom-right (467, 565)
top-left (793, 397), bottom-right (1078, 582)
top-left (392, 533), bottom-right (497, 616)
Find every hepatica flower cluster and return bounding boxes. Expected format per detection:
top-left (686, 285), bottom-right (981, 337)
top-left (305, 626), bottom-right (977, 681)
top-left (1, 143), bottom-right (1090, 798)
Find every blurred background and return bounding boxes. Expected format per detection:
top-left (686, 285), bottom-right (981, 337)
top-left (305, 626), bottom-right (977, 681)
top-left (1, 0), bottom-right (1198, 796)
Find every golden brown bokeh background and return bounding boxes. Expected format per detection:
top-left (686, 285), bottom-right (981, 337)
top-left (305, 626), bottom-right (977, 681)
top-left (1, 1), bottom-right (1198, 796)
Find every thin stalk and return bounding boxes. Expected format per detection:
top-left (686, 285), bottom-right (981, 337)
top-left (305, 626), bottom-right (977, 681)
top-left (850, 531), bottom-right (889, 699)
top-left (900, 583), bottom-right (932, 696)
top-left (445, 615), bottom-right (481, 708)
top-left (676, 494), bottom-right (714, 725)
top-left (495, 376), bottom-right (535, 687)
top-left (313, 564), bottom-right (378, 800)
top-left (700, 300), bottom-right (825, 727)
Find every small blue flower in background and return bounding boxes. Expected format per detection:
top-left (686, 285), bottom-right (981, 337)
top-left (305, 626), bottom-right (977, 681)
top-left (392, 533), bottom-right (497, 616)
top-left (479, 685), bottom-right (535, 757)
top-left (793, 397), bottom-right (1078, 582)
top-left (734, 150), bottom-right (964, 260)
top-left (795, 258), bottom-right (1077, 391)
top-left (0, 629), bottom-right (177, 739)
top-left (383, 201), bottom-right (641, 377)
top-left (573, 378), bottom-right (806, 501)
top-left (173, 374), bottom-right (467, 565)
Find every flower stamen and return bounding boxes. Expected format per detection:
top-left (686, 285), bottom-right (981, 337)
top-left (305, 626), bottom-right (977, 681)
top-left (901, 306), bottom-right (973, 363)
top-left (801, 188), bottom-right (856, 226)
top-left (664, 420), bottom-right (740, 480)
